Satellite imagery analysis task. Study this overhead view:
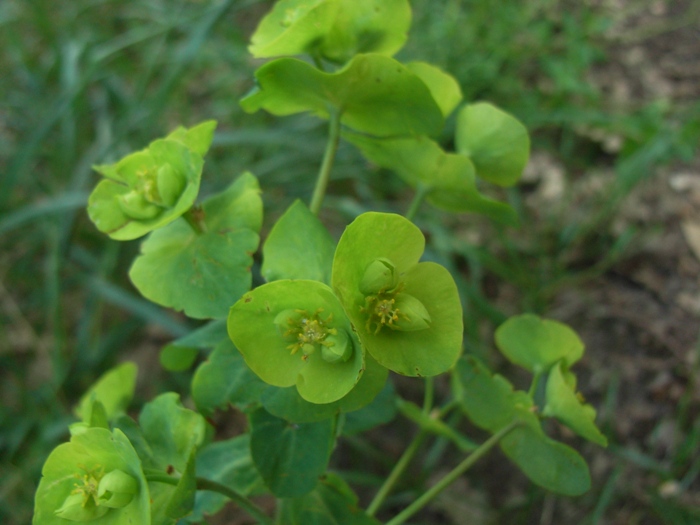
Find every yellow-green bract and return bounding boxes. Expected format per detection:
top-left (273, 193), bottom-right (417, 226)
top-left (332, 212), bottom-right (463, 376)
top-left (33, 427), bottom-right (150, 524)
top-left (87, 121), bottom-right (216, 241)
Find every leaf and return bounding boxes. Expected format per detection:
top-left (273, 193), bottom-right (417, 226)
top-left (159, 319), bottom-right (228, 372)
top-left (543, 362), bottom-right (608, 446)
top-left (241, 54), bottom-right (443, 138)
top-left (405, 62), bottom-right (462, 118)
top-left (495, 314), bottom-right (585, 373)
top-left (139, 393), bottom-right (207, 473)
top-left (346, 133), bottom-right (518, 225)
top-left (332, 213), bottom-right (463, 376)
top-left (228, 280), bottom-right (366, 404)
top-left (500, 421), bottom-right (591, 496)
top-left (262, 200), bottom-right (336, 284)
top-left (278, 472), bottom-right (381, 524)
top-left (165, 120), bottom-right (217, 157)
top-left (129, 172), bottom-right (263, 319)
top-left (455, 102), bottom-right (530, 187)
top-left (191, 339), bottom-right (267, 415)
top-left (75, 362), bottom-right (138, 422)
top-left (342, 379), bottom-right (397, 435)
top-left (186, 435), bottom-right (265, 523)
top-left (249, 0), bottom-right (411, 64)
top-left (249, 408), bottom-right (334, 498)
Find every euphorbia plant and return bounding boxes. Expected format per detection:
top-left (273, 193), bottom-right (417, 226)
top-left (33, 1), bottom-right (607, 523)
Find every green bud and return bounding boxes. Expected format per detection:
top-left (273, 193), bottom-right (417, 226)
top-left (392, 293), bottom-right (431, 332)
top-left (97, 469), bottom-right (138, 509)
top-left (55, 492), bottom-right (109, 522)
top-left (301, 343), bottom-right (316, 356)
top-left (359, 258), bottom-right (399, 295)
top-left (321, 329), bottom-right (353, 364)
top-left (156, 163), bottom-right (185, 207)
top-left (117, 191), bottom-right (161, 220)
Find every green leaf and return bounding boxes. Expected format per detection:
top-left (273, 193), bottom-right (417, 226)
top-left (160, 346), bottom-right (198, 372)
top-left (278, 472), bottom-right (381, 524)
top-left (249, 0), bottom-right (411, 64)
top-left (228, 280), bottom-right (366, 404)
top-left (543, 362), bottom-right (608, 446)
top-left (452, 356), bottom-right (533, 433)
top-left (495, 314), bottom-right (585, 373)
top-left (186, 435), bottom-right (265, 523)
top-left (332, 213), bottom-right (463, 376)
top-left (241, 54), bottom-right (443, 138)
top-left (165, 120), bottom-right (217, 157)
top-left (165, 449), bottom-right (196, 519)
top-left (129, 172), bottom-right (263, 319)
top-left (191, 339), bottom-right (267, 415)
top-left (500, 422), bottom-right (591, 496)
top-left (262, 200), bottom-right (336, 284)
top-left (455, 102), bottom-right (530, 187)
top-left (405, 62), bottom-right (462, 118)
top-left (346, 133), bottom-right (518, 225)
top-left (88, 133), bottom-right (207, 241)
top-left (342, 379), bottom-right (397, 435)
top-left (249, 408), bottom-right (334, 497)
top-left (75, 362), bottom-right (138, 422)
top-left (33, 428), bottom-right (151, 525)
top-left (139, 393), bottom-right (208, 473)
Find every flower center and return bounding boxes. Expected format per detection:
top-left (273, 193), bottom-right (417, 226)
top-left (72, 465), bottom-right (105, 508)
top-left (361, 289), bottom-right (408, 334)
top-left (281, 309), bottom-right (338, 361)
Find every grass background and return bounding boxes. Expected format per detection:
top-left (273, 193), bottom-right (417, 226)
top-left (1, 0), bottom-right (699, 523)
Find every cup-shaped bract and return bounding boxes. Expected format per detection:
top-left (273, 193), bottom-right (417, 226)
top-left (332, 212), bottom-right (463, 376)
top-left (87, 121), bottom-right (216, 241)
top-left (33, 427), bottom-right (150, 525)
top-left (249, 0), bottom-right (411, 64)
top-left (228, 280), bottom-right (365, 404)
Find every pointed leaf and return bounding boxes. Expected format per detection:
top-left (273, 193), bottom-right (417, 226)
top-left (165, 120), bottom-right (217, 157)
top-left (129, 172), bottom-right (263, 319)
top-left (165, 449), bottom-right (196, 519)
top-left (75, 362), bottom-right (137, 422)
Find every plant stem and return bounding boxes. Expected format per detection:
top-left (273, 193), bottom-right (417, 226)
top-left (384, 421), bottom-right (521, 525)
top-left (309, 110), bottom-right (341, 216)
top-left (145, 473), bottom-right (273, 525)
top-left (366, 430), bottom-right (427, 517)
top-left (422, 376), bottom-right (434, 413)
top-left (405, 183), bottom-right (430, 221)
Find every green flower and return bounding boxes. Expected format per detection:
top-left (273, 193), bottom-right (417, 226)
top-left (332, 212), bottom-right (463, 376)
top-left (33, 427), bottom-right (150, 524)
top-left (87, 121), bottom-right (216, 241)
top-left (227, 280), bottom-right (365, 404)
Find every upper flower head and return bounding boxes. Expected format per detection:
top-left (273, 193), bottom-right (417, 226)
top-left (331, 212), bottom-right (463, 376)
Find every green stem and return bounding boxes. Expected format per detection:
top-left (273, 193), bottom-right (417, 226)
top-left (309, 110), bottom-right (341, 216)
top-left (529, 369), bottom-right (543, 398)
top-left (422, 376), bottom-right (434, 413)
top-left (145, 473), bottom-right (273, 525)
top-left (405, 183), bottom-right (431, 222)
top-left (384, 421), bottom-right (521, 525)
top-left (366, 430), bottom-right (427, 517)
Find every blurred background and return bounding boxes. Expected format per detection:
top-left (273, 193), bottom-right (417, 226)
top-left (1, 0), bottom-right (699, 523)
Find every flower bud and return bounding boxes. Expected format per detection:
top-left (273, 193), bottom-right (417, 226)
top-left (55, 492), bottom-right (109, 522)
top-left (321, 329), bottom-right (353, 363)
top-left (156, 163), bottom-right (185, 207)
top-left (359, 258), bottom-right (399, 295)
top-left (392, 293), bottom-right (431, 331)
top-left (97, 469), bottom-right (138, 509)
top-left (117, 191), bottom-right (161, 220)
